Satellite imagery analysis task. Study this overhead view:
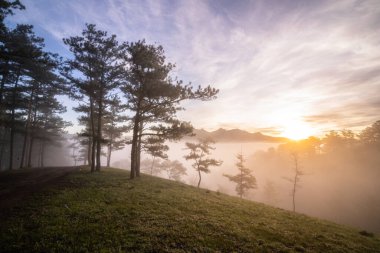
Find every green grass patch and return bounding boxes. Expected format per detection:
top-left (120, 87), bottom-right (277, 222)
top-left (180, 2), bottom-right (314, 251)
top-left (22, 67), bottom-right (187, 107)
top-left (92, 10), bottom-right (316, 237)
top-left (1, 168), bottom-right (379, 252)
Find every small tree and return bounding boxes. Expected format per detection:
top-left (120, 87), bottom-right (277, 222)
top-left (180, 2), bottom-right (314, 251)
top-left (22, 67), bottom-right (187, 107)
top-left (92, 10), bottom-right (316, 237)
top-left (143, 136), bottom-right (169, 175)
top-left (184, 139), bottom-right (222, 188)
top-left (160, 160), bottom-right (187, 182)
top-left (140, 157), bottom-right (164, 176)
top-left (224, 152), bottom-right (257, 198)
top-left (103, 95), bottom-right (128, 167)
top-left (284, 152), bottom-right (303, 212)
top-left (68, 137), bottom-right (84, 166)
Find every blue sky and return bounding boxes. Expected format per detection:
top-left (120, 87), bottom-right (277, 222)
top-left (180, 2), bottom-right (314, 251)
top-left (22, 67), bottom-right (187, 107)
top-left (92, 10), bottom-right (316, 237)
top-left (8, 0), bottom-right (380, 138)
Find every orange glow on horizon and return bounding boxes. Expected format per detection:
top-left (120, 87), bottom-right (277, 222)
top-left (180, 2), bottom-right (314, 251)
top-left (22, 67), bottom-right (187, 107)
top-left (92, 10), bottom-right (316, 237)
top-left (281, 121), bottom-right (316, 140)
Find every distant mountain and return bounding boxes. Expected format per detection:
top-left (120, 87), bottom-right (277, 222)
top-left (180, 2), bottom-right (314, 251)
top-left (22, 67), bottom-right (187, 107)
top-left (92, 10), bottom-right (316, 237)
top-left (190, 128), bottom-right (289, 143)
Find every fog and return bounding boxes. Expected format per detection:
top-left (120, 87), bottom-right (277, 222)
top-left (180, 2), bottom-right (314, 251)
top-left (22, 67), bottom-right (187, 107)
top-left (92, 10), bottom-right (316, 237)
top-left (109, 140), bottom-right (380, 233)
top-left (249, 146), bottom-right (380, 233)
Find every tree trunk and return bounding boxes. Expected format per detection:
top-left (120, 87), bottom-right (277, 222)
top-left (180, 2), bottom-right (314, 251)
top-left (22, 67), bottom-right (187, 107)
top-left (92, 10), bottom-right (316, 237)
top-left (91, 139), bottom-right (96, 172)
top-left (9, 67), bottom-right (21, 170)
top-left (107, 144), bottom-right (111, 167)
top-left (130, 142), bottom-right (135, 178)
top-left (37, 141), bottom-right (42, 167)
top-left (89, 97), bottom-right (96, 172)
top-left (292, 153), bottom-right (299, 212)
top-left (130, 107), bottom-right (141, 179)
top-left (0, 128), bottom-right (7, 170)
top-left (27, 137), bottom-right (34, 167)
top-left (20, 134), bottom-right (28, 168)
top-left (150, 156), bottom-right (155, 175)
top-left (130, 128), bottom-right (137, 179)
top-left (107, 131), bottom-right (113, 168)
top-left (40, 141), bottom-right (45, 168)
top-left (0, 60), bottom-right (9, 107)
top-left (87, 137), bottom-right (91, 166)
top-left (240, 168), bottom-right (243, 198)
top-left (20, 86), bottom-right (35, 168)
top-left (96, 106), bottom-right (102, 171)
top-left (197, 169), bottom-right (202, 188)
top-left (292, 175), bottom-right (297, 212)
top-left (136, 123), bottom-right (143, 177)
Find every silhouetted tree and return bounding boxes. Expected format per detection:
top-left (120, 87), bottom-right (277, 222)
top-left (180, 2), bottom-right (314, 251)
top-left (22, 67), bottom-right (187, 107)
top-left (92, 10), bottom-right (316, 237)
top-left (286, 152), bottom-right (303, 212)
top-left (122, 40), bottom-right (218, 179)
top-left (184, 139), bottom-right (222, 188)
top-left (74, 106), bottom-right (95, 166)
top-left (63, 24), bottom-right (126, 172)
top-left (322, 130), bottom-right (344, 153)
top-left (224, 152), bottom-right (257, 198)
top-left (21, 55), bottom-right (66, 168)
top-left (0, 25), bottom-right (39, 169)
top-left (359, 120), bottom-right (380, 148)
top-left (0, 0), bottom-right (24, 21)
top-left (0, 0), bottom-right (24, 34)
top-left (0, 22), bottom-right (67, 170)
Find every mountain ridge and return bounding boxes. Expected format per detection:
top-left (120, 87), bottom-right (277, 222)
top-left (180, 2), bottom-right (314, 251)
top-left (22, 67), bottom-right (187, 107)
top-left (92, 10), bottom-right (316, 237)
top-left (191, 128), bottom-right (289, 143)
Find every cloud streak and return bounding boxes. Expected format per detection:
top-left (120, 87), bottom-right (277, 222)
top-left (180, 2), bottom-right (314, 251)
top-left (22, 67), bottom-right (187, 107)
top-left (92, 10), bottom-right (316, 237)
top-left (9, 0), bottom-right (380, 136)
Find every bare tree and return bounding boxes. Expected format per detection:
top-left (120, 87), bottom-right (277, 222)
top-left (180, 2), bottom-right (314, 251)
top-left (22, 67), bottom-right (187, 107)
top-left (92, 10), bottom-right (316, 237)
top-left (288, 152), bottom-right (303, 212)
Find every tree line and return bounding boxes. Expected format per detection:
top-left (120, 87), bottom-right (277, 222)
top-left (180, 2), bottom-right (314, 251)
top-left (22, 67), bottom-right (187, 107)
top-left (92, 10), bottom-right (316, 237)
top-left (143, 138), bottom-right (258, 198)
top-left (0, 1), bottom-right (70, 170)
top-left (253, 120), bottom-right (380, 212)
top-left (0, 1), bottom-right (219, 177)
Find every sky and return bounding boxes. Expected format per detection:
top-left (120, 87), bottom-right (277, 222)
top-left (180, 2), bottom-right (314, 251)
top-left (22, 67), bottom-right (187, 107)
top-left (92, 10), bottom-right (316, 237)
top-left (8, 0), bottom-right (380, 139)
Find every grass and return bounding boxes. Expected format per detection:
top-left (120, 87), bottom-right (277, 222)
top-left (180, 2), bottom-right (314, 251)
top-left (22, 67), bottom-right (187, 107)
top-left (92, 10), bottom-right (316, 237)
top-left (0, 167), bottom-right (379, 252)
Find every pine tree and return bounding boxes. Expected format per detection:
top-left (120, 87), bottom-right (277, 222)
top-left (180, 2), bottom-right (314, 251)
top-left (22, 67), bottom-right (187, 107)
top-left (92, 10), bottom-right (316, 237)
top-left (122, 40), bottom-right (218, 179)
top-left (184, 139), bottom-right (222, 188)
top-left (0, 24), bottom-right (67, 169)
top-left (0, 0), bottom-right (24, 33)
top-left (63, 24), bottom-right (126, 172)
top-left (224, 152), bottom-right (257, 198)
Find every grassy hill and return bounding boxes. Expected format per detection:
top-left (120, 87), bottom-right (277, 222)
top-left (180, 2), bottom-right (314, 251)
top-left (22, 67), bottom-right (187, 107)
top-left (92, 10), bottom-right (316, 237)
top-left (0, 167), bottom-right (379, 252)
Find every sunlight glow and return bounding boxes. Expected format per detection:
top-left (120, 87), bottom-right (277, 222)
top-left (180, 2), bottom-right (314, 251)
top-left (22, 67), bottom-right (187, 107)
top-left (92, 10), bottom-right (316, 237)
top-left (281, 122), bottom-right (315, 140)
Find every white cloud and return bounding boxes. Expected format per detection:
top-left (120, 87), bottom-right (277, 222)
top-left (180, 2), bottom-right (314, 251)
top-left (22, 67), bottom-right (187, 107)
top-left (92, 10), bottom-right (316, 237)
top-left (9, 0), bottom-right (380, 136)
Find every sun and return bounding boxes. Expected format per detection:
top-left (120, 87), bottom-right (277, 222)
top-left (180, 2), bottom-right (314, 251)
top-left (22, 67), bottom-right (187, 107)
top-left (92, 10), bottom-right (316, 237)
top-left (281, 122), bottom-right (315, 140)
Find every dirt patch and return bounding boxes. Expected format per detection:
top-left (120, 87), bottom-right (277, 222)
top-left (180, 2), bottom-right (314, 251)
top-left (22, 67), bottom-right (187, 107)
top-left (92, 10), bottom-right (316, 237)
top-left (0, 167), bottom-right (79, 210)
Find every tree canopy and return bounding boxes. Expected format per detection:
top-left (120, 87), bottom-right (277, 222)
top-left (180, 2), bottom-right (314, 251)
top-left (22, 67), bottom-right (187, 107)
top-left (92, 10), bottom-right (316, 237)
top-left (122, 40), bottom-right (219, 179)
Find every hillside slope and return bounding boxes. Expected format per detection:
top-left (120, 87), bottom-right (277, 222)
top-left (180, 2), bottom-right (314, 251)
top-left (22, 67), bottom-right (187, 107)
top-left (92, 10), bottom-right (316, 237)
top-left (0, 167), bottom-right (379, 252)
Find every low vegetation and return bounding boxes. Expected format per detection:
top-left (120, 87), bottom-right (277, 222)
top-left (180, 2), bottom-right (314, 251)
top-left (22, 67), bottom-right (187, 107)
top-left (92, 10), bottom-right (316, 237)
top-left (0, 167), bottom-right (379, 252)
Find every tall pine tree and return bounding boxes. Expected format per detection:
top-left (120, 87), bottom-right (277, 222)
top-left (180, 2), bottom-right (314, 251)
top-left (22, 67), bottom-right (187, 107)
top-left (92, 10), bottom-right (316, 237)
top-left (63, 24), bottom-right (126, 172)
top-left (122, 40), bottom-right (219, 179)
